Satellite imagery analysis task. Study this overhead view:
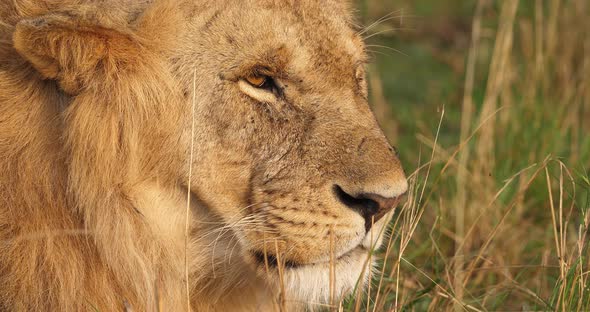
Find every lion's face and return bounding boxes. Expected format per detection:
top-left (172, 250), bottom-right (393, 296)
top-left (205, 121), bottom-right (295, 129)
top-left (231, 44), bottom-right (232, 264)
top-left (177, 1), bottom-right (408, 302)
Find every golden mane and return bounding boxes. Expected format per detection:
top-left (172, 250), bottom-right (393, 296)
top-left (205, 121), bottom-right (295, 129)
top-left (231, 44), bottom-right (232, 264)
top-left (0, 1), bottom-right (190, 310)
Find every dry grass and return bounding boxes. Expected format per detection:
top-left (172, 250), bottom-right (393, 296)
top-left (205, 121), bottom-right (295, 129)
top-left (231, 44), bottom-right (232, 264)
top-left (342, 0), bottom-right (590, 310)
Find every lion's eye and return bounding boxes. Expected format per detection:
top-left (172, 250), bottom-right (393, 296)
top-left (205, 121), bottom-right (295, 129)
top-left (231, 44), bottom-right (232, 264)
top-left (239, 73), bottom-right (279, 102)
top-left (245, 74), bottom-right (275, 91)
top-left (246, 75), bottom-right (267, 87)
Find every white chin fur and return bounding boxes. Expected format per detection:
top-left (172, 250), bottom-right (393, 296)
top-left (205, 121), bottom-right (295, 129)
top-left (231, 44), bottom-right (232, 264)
top-left (280, 209), bottom-right (395, 309)
top-left (282, 247), bottom-right (372, 308)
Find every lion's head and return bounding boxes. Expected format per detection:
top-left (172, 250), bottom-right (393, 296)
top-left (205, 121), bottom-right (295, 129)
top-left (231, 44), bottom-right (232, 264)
top-left (178, 1), bottom-right (408, 306)
top-left (2, 0), bottom-right (406, 310)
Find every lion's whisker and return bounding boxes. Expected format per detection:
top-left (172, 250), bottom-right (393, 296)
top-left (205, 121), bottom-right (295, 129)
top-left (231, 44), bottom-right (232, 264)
top-left (357, 10), bottom-right (404, 36)
top-left (365, 44), bottom-right (409, 57)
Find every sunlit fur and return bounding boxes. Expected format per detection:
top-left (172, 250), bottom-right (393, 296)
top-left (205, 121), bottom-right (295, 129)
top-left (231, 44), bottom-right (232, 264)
top-left (0, 0), bottom-right (407, 311)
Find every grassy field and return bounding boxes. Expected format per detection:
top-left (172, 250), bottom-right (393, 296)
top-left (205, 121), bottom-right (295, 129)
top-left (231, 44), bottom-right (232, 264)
top-left (349, 0), bottom-right (590, 310)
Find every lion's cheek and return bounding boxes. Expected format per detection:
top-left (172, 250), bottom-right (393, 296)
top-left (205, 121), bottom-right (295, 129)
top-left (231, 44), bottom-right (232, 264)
top-left (189, 146), bottom-right (253, 221)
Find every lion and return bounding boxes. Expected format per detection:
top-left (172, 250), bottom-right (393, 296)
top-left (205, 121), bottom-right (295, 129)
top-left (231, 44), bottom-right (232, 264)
top-left (0, 0), bottom-right (408, 311)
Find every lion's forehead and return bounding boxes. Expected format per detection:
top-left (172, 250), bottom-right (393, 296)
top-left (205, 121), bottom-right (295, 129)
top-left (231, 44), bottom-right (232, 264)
top-left (194, 1), bottom-right (365, 81)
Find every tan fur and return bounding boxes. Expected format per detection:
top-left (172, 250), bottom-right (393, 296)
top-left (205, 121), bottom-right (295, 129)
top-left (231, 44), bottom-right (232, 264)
top-left (0, 0), bottom-right (407, 311)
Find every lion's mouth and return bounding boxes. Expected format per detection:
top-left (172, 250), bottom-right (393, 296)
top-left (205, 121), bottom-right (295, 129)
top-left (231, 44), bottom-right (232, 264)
top-left (252, 250), bottom-right (301, 269)
top-left (251, 244), bottom-right (370, 270)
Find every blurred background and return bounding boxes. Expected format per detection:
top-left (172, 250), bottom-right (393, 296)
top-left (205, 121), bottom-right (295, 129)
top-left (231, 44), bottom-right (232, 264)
top-left (350, 0), bottom-right (590, 310)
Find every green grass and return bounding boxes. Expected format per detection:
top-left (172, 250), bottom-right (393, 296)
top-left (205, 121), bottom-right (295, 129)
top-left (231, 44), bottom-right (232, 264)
top-left (343, 0), bottom-right (590, 310)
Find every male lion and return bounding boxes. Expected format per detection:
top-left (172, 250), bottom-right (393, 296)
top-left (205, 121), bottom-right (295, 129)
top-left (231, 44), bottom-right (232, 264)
top-left (0, 0), bottom-right (408, 311)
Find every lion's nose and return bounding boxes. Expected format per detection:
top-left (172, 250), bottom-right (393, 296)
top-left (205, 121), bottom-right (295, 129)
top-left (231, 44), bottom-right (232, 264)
top-left (334, 184), bottom-right (407, 232)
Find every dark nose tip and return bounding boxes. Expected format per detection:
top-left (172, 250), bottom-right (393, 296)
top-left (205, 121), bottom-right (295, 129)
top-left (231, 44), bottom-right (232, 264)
top-left (334, 185), bottom-right (403, 232)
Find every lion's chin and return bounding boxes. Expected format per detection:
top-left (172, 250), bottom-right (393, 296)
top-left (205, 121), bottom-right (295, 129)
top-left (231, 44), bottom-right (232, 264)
top-left (283, 247), bottom-right (373, 306)
top-left (252, 246), bottom-right (374, 311)
top-left (256, 211), bottom-right (394, 309)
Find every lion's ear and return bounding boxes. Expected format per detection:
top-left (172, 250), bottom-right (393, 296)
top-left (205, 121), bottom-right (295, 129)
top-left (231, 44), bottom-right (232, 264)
top-left (13, 4), bottom-right (173, 94)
